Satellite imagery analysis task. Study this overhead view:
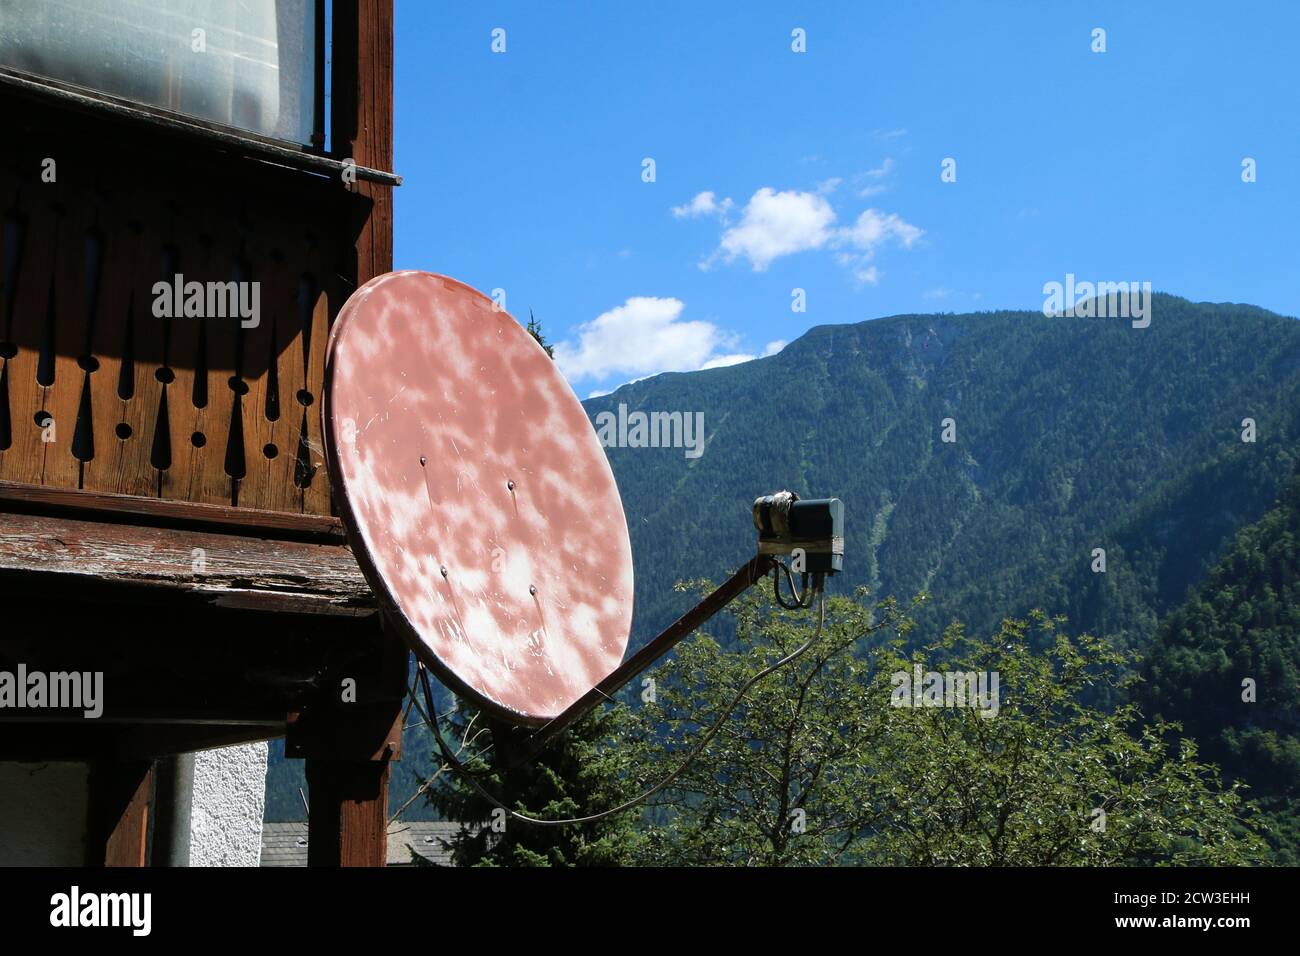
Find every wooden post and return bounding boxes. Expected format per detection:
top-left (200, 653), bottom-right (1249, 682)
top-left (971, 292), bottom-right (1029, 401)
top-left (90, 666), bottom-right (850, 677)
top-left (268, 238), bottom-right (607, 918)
top-left (296, 635), bottom-right (404, 867)
top-left (86, 760), bottom-right (153, 867)
top-left (296, 657), bottom-right (403, 867)
top-left (299, 0), bottom-right (395, 868)
top-left (304, 758), bottom-right (391, 867)
top-left (292, 621), bottom-right (406, 866)
top-left (333, 0), bottom-right (394, 284)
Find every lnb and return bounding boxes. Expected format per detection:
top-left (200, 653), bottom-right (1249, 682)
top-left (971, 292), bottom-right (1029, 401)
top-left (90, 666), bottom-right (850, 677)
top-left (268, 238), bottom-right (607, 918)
top-left (752, 491), bottom-right (844, 574)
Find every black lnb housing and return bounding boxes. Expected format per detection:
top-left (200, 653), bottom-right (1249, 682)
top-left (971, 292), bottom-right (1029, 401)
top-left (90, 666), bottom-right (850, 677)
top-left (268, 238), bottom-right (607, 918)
top-left (752, 491), bottom-right (844, 574)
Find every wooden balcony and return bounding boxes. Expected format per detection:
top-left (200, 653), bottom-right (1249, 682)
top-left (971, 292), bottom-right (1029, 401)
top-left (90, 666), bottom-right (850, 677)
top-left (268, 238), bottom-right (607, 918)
top-left (0, 0), bottom-right (404, 866)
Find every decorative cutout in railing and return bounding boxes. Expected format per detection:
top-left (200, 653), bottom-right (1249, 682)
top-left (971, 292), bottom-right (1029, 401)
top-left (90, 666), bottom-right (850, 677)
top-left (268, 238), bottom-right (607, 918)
top-left (0, 159), bottom-right (345, 515)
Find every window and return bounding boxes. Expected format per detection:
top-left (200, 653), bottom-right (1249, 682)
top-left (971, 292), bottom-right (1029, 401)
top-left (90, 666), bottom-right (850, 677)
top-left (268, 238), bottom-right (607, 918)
top-left (0, 0), bottom-right (318, 146)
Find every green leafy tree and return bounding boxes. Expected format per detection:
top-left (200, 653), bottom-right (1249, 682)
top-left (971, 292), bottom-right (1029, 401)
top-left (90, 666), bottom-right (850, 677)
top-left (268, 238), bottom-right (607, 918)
top-left (866, 614), bottom-right (1263, 865)
top-left (626, 585), bottom-right (909, 865)
top-left (628, 588), bottom-right (1266, 866)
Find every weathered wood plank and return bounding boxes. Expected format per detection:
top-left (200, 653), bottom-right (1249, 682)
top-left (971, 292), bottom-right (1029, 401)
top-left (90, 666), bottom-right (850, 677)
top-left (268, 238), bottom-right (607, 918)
top-left (164, 217), bottom-right (230, 506)
top-left (42, 194), bottom-right (98, 488)
top-left (1, 185), bottom-right (59, 485)
top-left (82, 185), bottom-right (149, 495)
top-left (241, 227), bottom-right (300, 512)
top-left (0, 510), bottom-right (374, 615)
top-left (0, 479), bottom-right (345, 540)
top-left (119, 198), bottom-right (170, 497)
top-left (301, 245), bottom-right (335, 515)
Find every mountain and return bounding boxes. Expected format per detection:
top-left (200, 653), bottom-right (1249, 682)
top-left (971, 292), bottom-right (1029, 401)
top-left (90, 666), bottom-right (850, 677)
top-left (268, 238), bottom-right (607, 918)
top-left (585, 295), bottom-right (1300, 666)
top-left (1140, 471), bottom-right (1300, 862)
top-left (265, 294), bottom-right (1300, 829)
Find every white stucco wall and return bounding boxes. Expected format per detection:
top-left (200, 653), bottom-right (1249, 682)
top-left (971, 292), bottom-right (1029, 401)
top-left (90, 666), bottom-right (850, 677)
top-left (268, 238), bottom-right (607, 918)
top-left (0, 762), bottom-right (89, 865)
top-left (0, 745), bottom-right (267, 866)
top-left (188, 742), bottom-right (269, 867)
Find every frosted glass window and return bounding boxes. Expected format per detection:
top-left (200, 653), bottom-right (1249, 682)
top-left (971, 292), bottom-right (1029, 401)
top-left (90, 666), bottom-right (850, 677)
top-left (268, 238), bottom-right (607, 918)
top-left (0, 0), bottom-right (317, 145)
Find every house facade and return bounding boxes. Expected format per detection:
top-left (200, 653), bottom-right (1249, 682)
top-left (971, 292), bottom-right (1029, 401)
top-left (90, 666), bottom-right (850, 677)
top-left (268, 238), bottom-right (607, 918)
top-left (0, 0), bottom-right (401, 867)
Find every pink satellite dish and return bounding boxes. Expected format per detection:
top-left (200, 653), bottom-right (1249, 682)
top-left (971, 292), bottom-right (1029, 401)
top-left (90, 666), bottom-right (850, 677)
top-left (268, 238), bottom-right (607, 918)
top-left (323, 271), bottom-right (635, 725)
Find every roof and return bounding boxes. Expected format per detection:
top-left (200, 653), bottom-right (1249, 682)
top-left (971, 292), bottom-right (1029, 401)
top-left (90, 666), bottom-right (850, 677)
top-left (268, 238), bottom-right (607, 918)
top-left (260, 821), bottom-right (472, 867)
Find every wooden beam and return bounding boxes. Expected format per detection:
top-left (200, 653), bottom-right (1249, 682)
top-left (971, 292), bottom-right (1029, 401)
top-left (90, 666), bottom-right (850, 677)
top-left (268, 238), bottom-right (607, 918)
top-left (286, 701), bottom-right (402, 762)
top-left (0, 511), bottom-right (375, 616)
top-left (0, 480), bottom-right (347, 542)
top-left (0, 723), bottom-right (284, 762)
top-left (87, 760), bottom-right (153, 867)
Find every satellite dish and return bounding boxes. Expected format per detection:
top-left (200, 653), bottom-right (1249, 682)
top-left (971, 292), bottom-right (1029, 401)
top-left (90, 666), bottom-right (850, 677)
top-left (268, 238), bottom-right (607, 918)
top-left (323, 271), bottom-right (634, 725)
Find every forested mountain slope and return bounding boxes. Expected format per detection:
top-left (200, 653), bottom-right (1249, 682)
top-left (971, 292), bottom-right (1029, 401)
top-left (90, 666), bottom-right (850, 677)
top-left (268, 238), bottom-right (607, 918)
top-left (585, 295), bottom-right (1300, 657)
top-left (1141, 471), bottom-right (1300, 862)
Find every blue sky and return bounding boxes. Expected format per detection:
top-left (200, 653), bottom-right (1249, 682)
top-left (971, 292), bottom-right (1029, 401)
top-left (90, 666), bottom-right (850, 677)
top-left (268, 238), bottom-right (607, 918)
top-left (393, 1), bottom-right (1300, 397)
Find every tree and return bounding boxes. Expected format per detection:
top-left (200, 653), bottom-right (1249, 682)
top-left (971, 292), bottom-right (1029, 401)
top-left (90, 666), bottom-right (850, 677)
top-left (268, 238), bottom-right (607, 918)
top-left (526, 309), bottom-right (554, 358)
top-left (625, 585), bottom-right (908, 865)
top-left (865, 613), bottom-right (1264, 865)
top-left (426, 703), bottom-right (642, 866)
top-left (1141, 472), bottom-right (1300, 863)
top-left (627, 587), bottom-right (1266, 866)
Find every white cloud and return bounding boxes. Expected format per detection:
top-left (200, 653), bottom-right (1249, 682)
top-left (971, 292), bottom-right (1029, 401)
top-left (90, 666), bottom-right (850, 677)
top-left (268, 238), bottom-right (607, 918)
top-left (873, 128), bottom-right (908, 141)
top-left (708, 188), bottom-right (837, 271)
top-left (672, 191), bottom-right (733, 219)
top-left (697, 339), bottom-right (786, 371)
top-left (831, 208), bottom-right (922, 286)
top-left (699, 353), bottom-right (756, 370)
top-left (838, 208), bottom-right (923, 251)
top-left (554, 296), bottom-right (737, 383)
top-left (863, 158), bottom-right (894, 179)
top-left (684, 182), bottom-right (923, 279)
top-left (587, 388), bottom-right (611, 399)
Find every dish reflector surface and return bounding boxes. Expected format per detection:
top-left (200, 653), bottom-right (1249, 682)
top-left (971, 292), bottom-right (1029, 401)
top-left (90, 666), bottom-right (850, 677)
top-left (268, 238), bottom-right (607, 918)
top-left (324, 271), bottom-right (634, 724)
